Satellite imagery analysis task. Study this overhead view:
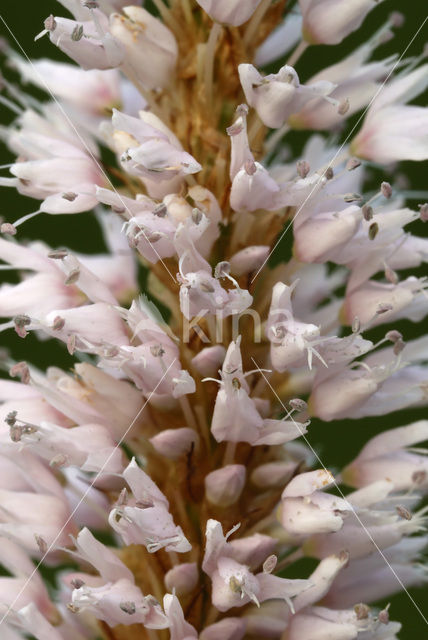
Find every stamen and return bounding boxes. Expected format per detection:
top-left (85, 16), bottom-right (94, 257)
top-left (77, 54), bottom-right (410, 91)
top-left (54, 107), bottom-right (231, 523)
top-left (71, 25), bottom-right (84, 42)
top-left (9, 361), bottom-right (30, 384)
top-left (362, 205), bottom-right (373, 221)
top-left (48, 249), bottom-right (68, 259)
top-left (64, 268), bottom-right (80, 285)
top-left (289, 398), bottom-right (308, 412)
top-left (346, 158), bottom-right (361, 171)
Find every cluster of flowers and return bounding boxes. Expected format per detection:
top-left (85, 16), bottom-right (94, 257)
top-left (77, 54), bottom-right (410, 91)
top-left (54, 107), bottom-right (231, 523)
top-left (0, 0), bottom-right (427, 639)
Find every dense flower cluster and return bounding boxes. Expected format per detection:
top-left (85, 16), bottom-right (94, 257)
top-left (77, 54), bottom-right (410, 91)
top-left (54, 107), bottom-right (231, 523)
top-left (0, 1), bottom-right (427, 639)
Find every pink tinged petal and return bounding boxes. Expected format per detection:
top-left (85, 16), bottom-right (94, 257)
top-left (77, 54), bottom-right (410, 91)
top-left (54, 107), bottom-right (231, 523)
top-left (230, 163), bottom-right (280, 212)
top-left (60, 255), bottom-right (118, 305)
top-left (254, 418), bottom-right (308, 446)
top-left (48, 15), bottom-right (124, 70)
top-left (287, 610), bottom-right (358, 640)
top-left (123, 457), bottom-right (169, 507)
top-left (256, 572), bottom-right (311, 608)
top-left (280, 497), bottom-right (345, 536)
top-left (0, 490), bottom-right (72, 554)
top-left (202, 519), bottom-right (230, 577)
top-left (72, 527), bottom-right (133, 583)
top-left (195, 0), bottom-right (263, 26)
top-left (110, 7), bottom-right (178, 90)
top-left (371, 64), bottom-right (428, 112)
top-left (211, 557), bottom-right (261, 612)
top-left (238, 63), bottom-right (335, 129)
top-left (163, 594), bottom-right (198, 640)
top-left (344, 277), bottom-right (427, 327)
top-left (205, 465), bottom-right (246, 507)
top-left (293, 553), bottom-right (349, 612)
top-left (71, 578), bottom-right (168, 628)
top-left (164, 563), bottom-right (199, 597)
top-left (200, 617), bottom-right (246, 640)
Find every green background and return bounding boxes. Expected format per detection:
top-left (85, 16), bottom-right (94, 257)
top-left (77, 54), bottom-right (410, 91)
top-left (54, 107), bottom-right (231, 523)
top-left (0, 1), bottom-right (427, 637)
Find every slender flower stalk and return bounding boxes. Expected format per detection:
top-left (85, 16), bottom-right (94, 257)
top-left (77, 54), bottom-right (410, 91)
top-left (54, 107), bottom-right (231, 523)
top-left (0, 1), bottom-right (427, 639)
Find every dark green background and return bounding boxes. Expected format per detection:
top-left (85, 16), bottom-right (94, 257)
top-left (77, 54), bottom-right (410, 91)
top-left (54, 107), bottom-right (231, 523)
top-left (0, 1), bottom-right (427, 637)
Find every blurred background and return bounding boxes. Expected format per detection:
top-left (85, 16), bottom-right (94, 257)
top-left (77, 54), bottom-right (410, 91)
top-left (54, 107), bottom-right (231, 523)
top-left (0, 1), bottom-right (427, 637)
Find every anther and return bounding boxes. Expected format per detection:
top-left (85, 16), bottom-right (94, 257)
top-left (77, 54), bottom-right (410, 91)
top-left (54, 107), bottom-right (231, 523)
top-left (232, 377), bottom-right (241, 390)
top-left (9, 361), bottom-right (30, 384)
top-left (71, 25), bottom-right (84, 41)
top-left (0, 222), bottom-right (17, 235)
top-left (35, 534), bottom-right (48, 555)
top-left (199, 280), bottom-right (215, 293)
top-left (346, 158), bottom-right (361, 171)
top-left (150, 344), bottom-right (165, 358)
top-left (67, 335), bottom-right (76, 355)
top-left (378, 606), bottom-right (390, 624)
top-left (352, 316), bottom-right (361, 334)
top-left (368, 222), bottom-right (379, 240)
top-left (384, 266), bottom-right (398, 284)
top-left (71, 578), bottom-right (85, 589)
top-left (362, 204), bottom-right (373, 221)
top-left (192, 208), bottom-right (203, 224)
top-left (244, 159), bottom-right (257, 176)
top-left (354, 603), bottom-right (370, 620)
top-left (52, 316), bottom-right (65, 331)
top-left (376, 303), bottom-right (393, 314)
top-left (62, 192), bottom-right (78, 202)
top-left (153, 203), bottom-right (167, 217)
top-left (83, 0), bottom-right (99, 8)
top-left (338, 98), bottom-right (350, 115)
top-left (48, 249), bottom-right (68, 259)
top-left (380, 181), bottom-right (392, 199)
top-left (214, 261), bottom-right (231, 279)
top-left (418, 203), bottom-right (428, 222)
top-left (411, 470), bottom-right (427, 485)
top-left (296, 160), bottom-right (310, 179)
top-left (344, 193), bottom-right (362, 203)
top-left (50, 453), bottom-right (69, 468)
top-left (5, 410), bottom-right (17, 427)
top-left (65, 268), bottom-right (80, 285)
top-left (325, 166), bottom-right (334, 180)
top-left (396, 505), bottom-right (412, 520)
top-left (120, 601), bottom-right (136, 615)
top-left (289, 398), bottom-right (307, 412)
top-left (263, 555), bottom-right (277, 574)
top-left (44, 15), bottom-right (57, 31)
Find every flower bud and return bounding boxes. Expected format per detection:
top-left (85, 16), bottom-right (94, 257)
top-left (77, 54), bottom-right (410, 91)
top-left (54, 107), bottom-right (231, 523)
top-left (164, 562), bottom-right (198, 596)
top-left (195, 0), bottom-right (263, 26)
top-left (191, 346), bottom-right (226, 377)
top-left (205, 465), bottom-right (246, 507)
top-left (149, 428), bottom-right (199, 459)
top-left (251, 461), bottom-right (297, 488)
top-left (200, 617), bottom-right (246, 640)
top-left (229, 246), bottom-right (270, 277)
